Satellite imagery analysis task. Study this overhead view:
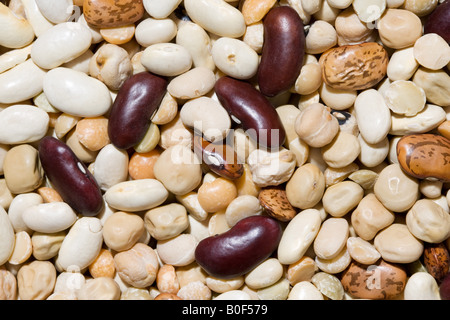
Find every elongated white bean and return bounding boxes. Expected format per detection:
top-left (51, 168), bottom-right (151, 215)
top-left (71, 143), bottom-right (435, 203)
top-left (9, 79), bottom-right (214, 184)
top-left (0, 3), bottom-right (35, 49)
top-left (35, 0), bottom-right (74, 24)
top-left (0, 44), bottom-right (32, 74)
top-left (0, 206), bottom-right (15, 265)
top-left (141, 43), bottom-right (192, 77)
top-left (22, 202), bottom-right (77, 233)
top-left (21, 0), bottom-right (55, 36)
top-left (93, 144), bottom-right (129, 191)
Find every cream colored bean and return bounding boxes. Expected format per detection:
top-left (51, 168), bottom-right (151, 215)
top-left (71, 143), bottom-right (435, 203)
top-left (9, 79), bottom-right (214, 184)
top-left (151, 92), bottom-right (178, 126)
top-left (374, 163), bottom-right (419, 212)
top-left (31, 22), bottom-right (91, 70)
top-left (156, 264), bottom-right (180, 294)
top-left (35, 0), bottom-right (73, 24)
top-left (352, 0), bottom-right (386, 22)
top-left (289, 138), bottom-right (310, 167)
top-left (0, 3), bottom-right (35, 49)
top-left (176, 192), bottom-right (208, 222)
top-left (206, 275), bottom-right (244, 293)
top-left (89, 43), bottom-right (132, 91)
top-left (402, 0), bottom-right (438, 16)
top-left (66, 127), bottom-right (98, 163)
top-left (288, 281), bottom-right (324, 300)
top-left (141, 43), bottom-right (192, 77)
top-left (0, 44), bottom-right (32, 74)
top-left (21, 0), bottom-right (54, 37)
top-left (114, 243), bottom-right (159, 288)
top-left (287, 256), bottom-right (318, 285)
top-left (8, 231), bottom-right (32, 265)
top-left (294, 62), bottom-right (323, 96)
top-left (390, 104), bottom-right (446, 135)
top-left (420, 180), bottom-right (443, 199)
top-left (93, 144), bottom-right (128, 191)
top-left (177, 280), bottom-right (211, 300)
top-left (305, 20), bottom-right (337, 54)
top-left (233, 128), bottom-right (258, 163)
top-left (294, 102), bottom-right (339, 148)
top-left (153, 145), bottom-right (202, 195)
top-left (158, 113), bottom-right (193, 149)
top-left (301, 0), bottom-right (322, 14)
top-left (17, 260), bottom-right (56, 300)
top-left (225, 195), bottom-right (262, 227)
top-left (324, 163), bottom-right (359, 187)
top-left (388, 0), bottom-right (406, 7)
top-left (22, 202), bottom-right (77, 233)
top-left (275, 105), bottom-right (301, 146)
top-left (180, 97), bottom-right (231, 142)
top-left (354, 89), bottom-right (391, 144)
top-left (212, 37), bottom-right (259, 79)
top-left (0, 105), bottom-right (49, 145)
top-left (104, 179), bottom-right (169, 212)
top-left (319, 83), bottom-right (357, 111)
top-left (0, 267), bottom-right (17, 300)
top-left (8, 193), bottom-right (43, 233)
top-left (120, 287), bottom-right (153, 300)
top-left (214, 290), bottom-right (251, 300)
top-left (256, 278), bottom-right (290, 300)
top-left (387, 47), bottom-right (419, 81)
top-left (184, 0), bottom-right (246, 38)
top-left (322, 181), bottom-right (364, 217)
top-left (404, 272), bottom-right (440, 300)
top-left (43, 67), bottom-right (112, 117)
top-left (247, 148), bottom-right (297, 187)
top-left (0, 179), bottom-right (13, 210)
top-left (77, 14), bottom-right (103, 44)
top-left (245, 258), bottom-right (283, 290)
top-left (335, 7), bottom-right (375, 46)
top-left (377, 8), bottom-right (423, 49)
top-left (143, 0), bottom-right (182, 18)
top-left (351, 193), bottom-right (395, 240)
top-left (384, 80), bottom-right (426, 116)
top-left (77, 277), bottom-right (120, 300)
top-left (53, 271), bottom-right (85, 297)
top-left (242, 21), bottom-right (264, 53)
top-left (357, 135), bottom-right (389, 168)
top-left (321, 131), bottom-right (361, 169)
top-left (406, 199), bottom-right (450, 243)
top-left (198, 177), bottom-right (238, 213)
top-left (374, 223), bottom-right (424, 263)
top-left (56, 217), bottom-right (103, 271)
top-left (168, 67), bottom-right (216, 100)
top-left (414, 33), bottom-right (450, 70)
top-left (314, 218), bottom-right (349, 259)
top-left (315, 247), bottom-right (352, 274)
top-left (156, 234), bottom-right (197, 267)
top-left (31, 231), bottom-right (65, 261)
top-left (0, 60), bottom-right (47, 104)
top-left (54, 113), bottom-right (80, 139)
top-left (0, 207), bottom-right (15, 265)
top-left (103, 211), bottom-right (145, 252)
top-left (144, 203), bottom-right (189, 240)
top-left (176, 21), bottom-right (215, 71)
top-left (286, 163), bottom-right (325, 209)
top-left (346, 236), bottom-right (381, 265)
top-left (135, 17), bottom-right (177, 47)
top-left (413, 67), bottom-right (450, 107)
top-left (278, 208), bottom-right (322, 265)
top-left (312, 0), bottom-right (340, 23)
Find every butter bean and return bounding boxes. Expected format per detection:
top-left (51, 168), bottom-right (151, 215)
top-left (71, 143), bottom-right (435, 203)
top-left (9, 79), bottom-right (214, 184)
top-left (212, 37), bottom-right (259, 79)
top-left (413, 67), bottom-right (450, 107)
top-left (256, 278), bottom-right (290, 300)
top-left (104, 179), bottom-right (169, 212)
top-left (206, 275), bottom-right (244, 294)
top-left (224, 195), bottom-right (262, 227)
top-left (3, 144), bottom-right (44, 194)
top-left (135, 17), bottom-right (177, 48)
top-left (315, 246), bottom-right (352, 274)
top-left (143, 0), bottom-right (182, 19)
top-left (414, 33), bottom-right (450, 70)
top-left (322, 131), bottom-right (361, 169)
top-left (351, 193), bottom-right (395, 241)
top-left (385, 80), bottom-right (426, 117)
top-left (378, 8), bottom-right (423, 49)
top-left (387, 47), bottom-right (419, 81)
top-left (43, 67), bottom-right (112, 117)
top-left (93, 144), bottom-right (129, 191)
top-left (286, 163), bottom-right (325, 209)
top-left (0, 44), bottom-right (32, 74)
top-left (17, 261), bottom-right (56, 300)
top-left (22, 202), bottom-right (77, 233)
top-left (184, 0), bottom-right (246, 38)
top-left (83, 0), bottom-right (145, 28)
top-left (347, 236), bottom-right (381, 265)
top-left (314, 218), bottom-right (349, 259)
top-left (374, 223), bottom-right (424, 263)
top-left (245, 258), bottom-right (283, 289)
top-left (354, 89), bottom-right (391, 144)
top-left (21, 0), bottom-right (55, 36)
top-left (322, 181), bottom-right (364, 217)
top-left (157, 234), bottom-right (197, 267)
top-left (56, 217), bottom-right (103, 271)
top-left (0, 207), bottom-right (15, 265)
top-left (288, 281), bottom-right (324, 300)
top-left (404, 272), bottom-right (440, 300)
top-left (277, 208), bottom-right (322, 265)
top-left (0, 60), bottom-right (46, 104)
top-left (141, 43), bottom-right (192, 77)
top-left (114, 243), bottom-right (159, 288)
top-left (390, 104), bottom-right (446, 135)
top-left (214, 290), bottom-right (251, 300)
top-left (0, 3), bottom-right (35, 49)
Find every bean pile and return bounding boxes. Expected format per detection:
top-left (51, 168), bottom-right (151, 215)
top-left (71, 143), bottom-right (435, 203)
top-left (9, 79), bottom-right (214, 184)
top-left (0, 0), bottom-right (449, 301)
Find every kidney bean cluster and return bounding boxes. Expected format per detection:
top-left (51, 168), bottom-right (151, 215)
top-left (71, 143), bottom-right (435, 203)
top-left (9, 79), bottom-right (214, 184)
top-left (0, 0), bottom-right (450, 301)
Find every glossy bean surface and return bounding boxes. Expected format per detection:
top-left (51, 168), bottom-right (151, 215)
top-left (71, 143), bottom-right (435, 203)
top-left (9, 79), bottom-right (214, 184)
top-left (424, 0), bottom-right (450, 43)
top-left (257, 6), bottom-right (305, 97)
top-left (108, 72), bottom-right (167, 150)
top-left (38, 136), bottom-right (103, 216)
top-left (195, 215), bottom-right (282, 279)
top-left (214, 76), bottom-right (286, 148)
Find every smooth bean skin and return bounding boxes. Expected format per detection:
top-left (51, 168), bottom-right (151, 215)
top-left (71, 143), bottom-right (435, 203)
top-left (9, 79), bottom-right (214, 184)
top-left (424, 0), bottom-right (450, 43)
top-left (257, 6), bottom-right (305, 97)
top-left (214, 76), bottom-right (286, 148)
top-left (108, 72), bottom-right (167, 150)
top-left (38, 136), bottom-right (103, 216)
top-left (195, 216), bottom-right (282, 279)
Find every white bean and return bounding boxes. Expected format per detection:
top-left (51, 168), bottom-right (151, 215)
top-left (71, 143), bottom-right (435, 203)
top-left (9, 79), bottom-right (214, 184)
top-left (8, 193), bottom-right (43, 233)
top-left (143, 0), bottom-right (182, 19)
top-left (93, 144), bottom-right (129, 191)
top-left (0, 206), bottom-right (15, 265)
top-left (135, 17), bottom-right (177, 47)
top-left (21, 0), bottom-right (54, 36)
top-left (387, 46), bottom-right (419, 81)
top-left (35, 0), bottom-right (74, 24)
top-left (141, 43), bottom-right (192, 77)
top-left (0, 3), bottom-right (35, 49)
top-left (404, 272), bottom-right (441, 300)
top-left (22, 202), bottom-right (77, 233)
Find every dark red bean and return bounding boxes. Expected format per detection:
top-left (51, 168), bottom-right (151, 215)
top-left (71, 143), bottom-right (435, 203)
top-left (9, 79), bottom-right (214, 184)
top-left (195, 215), bottom-right (282, 279)
top-left (424, 0), bottom-right (450, 44)
top-left (257, 6), bottom-right (305, 97)
top-left (38, 136), bottom-right (103, 216)
top-left (108, 72), bottom-right (167, 150)
top-left (214, 76), bottom-right (286, 149)
top-left (440, 273), bottom-right (450, 300)
top-left (193, 135), bottom-right (243, 180)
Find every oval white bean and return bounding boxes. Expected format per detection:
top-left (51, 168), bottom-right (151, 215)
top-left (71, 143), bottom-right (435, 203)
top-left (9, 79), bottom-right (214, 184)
top-left (135, 17), bottom-right (177, 47)
top-left (141, 43), bottom-right (192, 77)
top-left (0, 206), bottom-right (15, 265)
top-left (93, 144), bottom-right (129, 191)
top-left (22, 202), bottom-right (77, 233)
top-left (143, 0), bottom-right (182, 19)
top-left (0, 3), bottom-right (35, 49)
top-left (35, 0), bottom-right (74, 24)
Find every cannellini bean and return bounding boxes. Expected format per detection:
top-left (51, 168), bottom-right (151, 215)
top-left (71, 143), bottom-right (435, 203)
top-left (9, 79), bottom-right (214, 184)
top-left (141, 43), bottom-right (192, 77)
top-left (244, 258), bottom-right (283, 289)
top-left (322, 181), bottom-right (364, 217)
top-left (389, 104), bottom-right (447, 135)
top-left (0, 3), bottom-right (35, 49)
top-left (35, 0), bottom-right (73, 24)
top-left (404, 272), bottom-right (441, 300)
top-left (21, 0), bottom-right (54, 36)
top-left (22, 202), bottom-right (77, 233)
top-left (0, 44), bottom-right (32, 74)
top-left (135, 17), bottom-right (177, 47)
top-left (168, 67), bottom-right (216, 100)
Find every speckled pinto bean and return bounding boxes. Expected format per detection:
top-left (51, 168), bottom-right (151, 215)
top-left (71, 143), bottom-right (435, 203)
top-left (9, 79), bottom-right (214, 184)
top-left (195, 215), bottom-right (282, 279)
top-left (214, 76), bottom-right (286, 149)
top-left (83, 0), bottom-right (145, 29)
top-left (108, 72), bottom-right (167, 150)
top-left (257, 6), bottom-right (305, 97)
top-left (38, 136), bottom-right (103, 216)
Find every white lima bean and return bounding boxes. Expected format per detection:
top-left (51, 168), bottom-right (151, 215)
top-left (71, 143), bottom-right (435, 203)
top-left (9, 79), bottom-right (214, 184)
top-left (93, 144), bottom-right (129, 191)
top-left (168, 67), bottom-right (216, 100)
top-left (22, 202), bottom-right (77, 233)
top-left (141, 43), bottom-right (192, 77)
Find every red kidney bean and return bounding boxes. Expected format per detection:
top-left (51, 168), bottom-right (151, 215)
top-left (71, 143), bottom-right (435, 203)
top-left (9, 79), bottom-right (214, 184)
top-left (195, 215), bottom-right (282, 279)
top-left (424, 0), bottom-right (450, 44)
top-left (38, 136), bottom-right (104, 216)
top-left (441, 273), bottom-right (450, 300)
top-left (193, 134), bottom-right (243, 180)
top-left (257, 6), bottom-right (305, 97)
top-left (214, 76), bottom-right (286, 149)
top-left (108, 72), bottom-right (167, 150)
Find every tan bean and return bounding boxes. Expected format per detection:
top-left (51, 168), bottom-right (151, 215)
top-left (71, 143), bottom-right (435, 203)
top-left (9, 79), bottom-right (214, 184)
top-left (17, 261), bottom-right (56, 300)
top-left (89, 248), bottom-right (116, 279)
top-left (286, 256), bottom-right (318, 286)
top-left (103, 211), bottom-right (145, 252)
top-left (144, 203), bottom-right (189, 240)
top-left (321, 131), bottom-right (361, 169)
top-left (75, 116), bottom-right (110, 152)
top-left (286, 163), bottom-right (325, 209)
top-left (77, 277), bottom-right (121, 300)
top-left (156, 264), bottom-right (180, 295)
top-left (0, 267), bottom-right (17, 300)
top-left (377, 9), bottom-right (423, 49)
top-left (322, 181), bottom-right (364, 217)
top-left (197, 177), bottom-right (238, 213)
top-left (8, 230), bottom-right (32, 265)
